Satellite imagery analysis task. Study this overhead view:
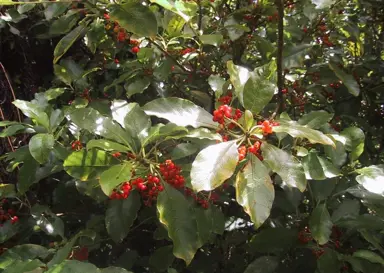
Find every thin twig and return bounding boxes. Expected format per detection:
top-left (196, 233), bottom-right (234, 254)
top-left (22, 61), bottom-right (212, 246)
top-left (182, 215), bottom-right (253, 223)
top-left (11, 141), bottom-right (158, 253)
top-left (0, 62), bottom-right (21, 122)
top-left (271, 0), bottom-right (284, 120)
top-left (197, 0), bottom-right (203, 31)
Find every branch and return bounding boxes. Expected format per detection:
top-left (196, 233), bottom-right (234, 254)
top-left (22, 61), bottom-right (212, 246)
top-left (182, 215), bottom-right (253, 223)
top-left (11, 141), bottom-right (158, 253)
top-left (0, 62), bottom-right (21, 122)
top-left (271, 0), bottom-right (284, 120)
top-left (197, 0), bottom-right (203, 31)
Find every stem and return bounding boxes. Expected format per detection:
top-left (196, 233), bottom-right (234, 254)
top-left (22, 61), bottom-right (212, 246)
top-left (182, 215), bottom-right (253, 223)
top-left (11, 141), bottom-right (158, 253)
top-left (271, 0), bottom-right (284, 120)
top-left (0, 62), bottom-right (21, 122)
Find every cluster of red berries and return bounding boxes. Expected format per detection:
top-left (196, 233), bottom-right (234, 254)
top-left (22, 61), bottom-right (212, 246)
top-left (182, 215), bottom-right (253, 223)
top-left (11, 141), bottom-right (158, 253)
top-left (213, 105), bottom-right (242, 126)
top-left (71, 140), bottom-right (82, 151)
top-left (218, 92), bottom-right (232, 105)
top-left (298, 226), bottom-right (313, 244)
top-left (69, 246), bottom-right (89, 261)
top-left (129, 39), bottom-right (140, 54)
top-left (267, 12), bottom-right (278, 22)
top-left (159, 160), bottom-right (185, 188)
top-left (110, 181), bottom-right (132, 200)
top-left (80, 88), bottom-right (91, 102)
top-left (180, 47), bottom-right (196, 55)
top-left (315, 23), bottom-right (333, 47)
top-left (329, 82), bottom-right (341, 89)
top-left (312, 248), bottom-right (325, 258)
top-left (258, 120), bottom-right (279, 135)
top-left (0, 199), bottom-right (18, 226)
top-left (238, 141), bottom-right (263, 161)
top-left (184, 188), bottom-right (220, 209)
top-left (134, 175), bottom-right (165, 206)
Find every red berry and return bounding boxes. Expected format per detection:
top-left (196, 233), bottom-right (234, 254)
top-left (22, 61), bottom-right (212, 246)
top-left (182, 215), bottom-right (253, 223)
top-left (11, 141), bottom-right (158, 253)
top-left (103, 13), bottom-right (110, 20)
top-left (11, 216), bottom-right (18, 224)
top-left (132, 46), bottom-right (140, 54)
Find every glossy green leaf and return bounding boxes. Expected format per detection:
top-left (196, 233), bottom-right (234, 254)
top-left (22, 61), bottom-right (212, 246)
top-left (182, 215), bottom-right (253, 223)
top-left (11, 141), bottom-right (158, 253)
top-left (329, 62), bottom-right (360, 96)
top-left (17, 156), bottom-right (39, 194)
top-left (49, 11), bottom-right (80, 36)
top-left (0, 184), bottom-right (16, 198)
top-left (283, 44), bottom-right (313, 69)
top-left (150, 0), bottom-right (193, 21)
top-left (332, 199), bottom-right (360, 223)
top-left (191, 140), bottom-right (238, 192)
top-left (13, 100), bottom-right (49, 129)
top-left (44, 2), bottom-right (70, 20)
top-left (29, 133), bottom-right (55, 164)
top-left (86, 139), bottom-right (130, 152)
top-left (273, 120), bottom-right (335, 146)
top-left (125, 78), bottom-right (151, 98)
top-left (249, 227), bottom-right (298, 253)
top-left (63, 149), bottom-right (119, 181)
top-left (244, 256), bottom-right (279, 273)
top-left (2, 259), bottom-right (44, 273)
top-left (17, 3), bottom-right (35, 14)
top-left (208, 75), bottom-right (226, 96)
top-left (355, 165), bottom-right (384, 195)
top-left (224, 16), bottom-right (249, 41)
top-left (298, 110), bottom-right (334, 129)
top-left (143, 97), bottom-right (216, 129)
top-left (261, 143), bottom-right (307, 192)
top-left (340, 127), bottom-right (365, 161)
top-left (157, 183), bottom-right (199, 265)
top-left (236, 154), bottom-right (274, 228)
top-left (353, 250), bottom-right (384, 265)
top-left (324, 140), bottom-right (347, 167)
top-left (9, 244), bottom-right (48, 260)
top-left (309, 179), bottom-right (336, 202)
top-left (303, 151), bottom-right (326, 180)
top-left (166, 14), bottom-right (185, 37)
top-left (99, 162), bottom-right (133, 196)
top-left (200, 34), bottom-right (223, 47)
top-left (227, 61), bottom-right (252, 104)
top-left (317, 249), bottom-right (340, 273)
top-left (53, 24), bottom-right (88, 64)
top-left (143, 123), bottom-right (188, 145)
top-left (0, 220), bottom-right (18, 244)
top-left (0, 124), bottom-right (26, 137)
top-left (105, 191), bottom-right (141, 243)
top-left (86, 18), bottom-right (106, 54)
top-left (31, 204), bottom-right (65, 238)
top-left (149, 245), bottom-right (175, 272)
top-left (243, 69), bottom-right (275, 114)
top-left (69, 108), bottom-right (132, 149)
top-left (309, 203), bottom-right (332, 245)
top-left (47, 260), bottom-right (98, 272)
top-left (109, 2), bottom-right (157, 37)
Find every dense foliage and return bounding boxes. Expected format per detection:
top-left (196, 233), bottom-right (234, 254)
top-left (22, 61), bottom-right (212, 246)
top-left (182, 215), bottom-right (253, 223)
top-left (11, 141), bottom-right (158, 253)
top-left (0, 0), bottom-right (384, 272)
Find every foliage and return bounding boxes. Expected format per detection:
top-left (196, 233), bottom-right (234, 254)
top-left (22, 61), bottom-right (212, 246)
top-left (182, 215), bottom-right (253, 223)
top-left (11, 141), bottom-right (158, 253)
top-left (0, 0), bottom-right (384, 272)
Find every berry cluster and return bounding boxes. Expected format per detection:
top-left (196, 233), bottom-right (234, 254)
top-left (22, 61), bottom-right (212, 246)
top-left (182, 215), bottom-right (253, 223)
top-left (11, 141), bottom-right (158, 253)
top-left (238, 141), bottom-right (263, 161)
top-left (180, 47), bottom-right (196, 55)
top-left (329, 82), bottom-right (341, 89)
top-left (159, 160), bottom-right (185, 188)
top-left (80, 88), bottom-right (91, 102)
top-left (298, 226), bottom-right (313, 244)
top-left (267, 12), bottom-right (278, 22)
top-left (71, 140), bottom-right (82, 151)
top-left (213, 105), bottom-right (242, 125)
top-left (218, 92), bottom-right (232, 105)
top-left (133, 175), bottom-right (164, 206)
top-left (184, 188), bottom-right (221, 209)
top-left (316, 23), bottom-right (333, 47)
top-left (258, 120), bottom-right (279, 135)
top-left (0, 199), bottom-right (18, 226)
top-left (110, 181), bottom-right (132, 200)
top-left (70, 247), bottom-right (89, 261)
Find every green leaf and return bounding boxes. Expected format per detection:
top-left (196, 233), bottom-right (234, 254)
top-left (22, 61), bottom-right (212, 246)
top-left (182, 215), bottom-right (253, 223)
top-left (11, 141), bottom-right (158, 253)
top-left (12, 100), bottom-right (49, 129)
top-left (331, 199), bottom-right (360, 223)
top-left (166, 14), bottom-right (185, 37)
top-left (329, 62), bottom-right (360, 96)
top-left (49, 11), bottom-right (80, 36)
top-left (149, 0), bottom-right (192, 21)
top-left (99, 162), bottom-right (133, 196)
top-left (211, 205), bottom-right (225, 235)
top-left (44, 88), bottom-right (66, 101)
top-left (9, 244), bottom-right (48, 260)
top-left (53, 24), bottom-right (88, 64)
top-left (309, 179), bottom-right (336, 202)
top-left (244, 256), bottom-right (279, 273)
top-left (227, 61), bottom-right (252, 104)
top-left (224, 16), bottom-right (249, 41)
top-left (101, 267), bottom-right (132, 273)
top-left (170, 143), bottom-right (198, 160)
top-left (311, 0), bottom-right (336, 9)
top-left (317, 249), bottom-right (341, 273)
top-left (149, 245), bottom-right (175, 272)
top-left (353, 250), bottom-right (384, 265)
top-left (303, 151), bottom-right (326, 180)
top-left (3, 259), bottom-right (44, 273)
top-left (109, 2), bottom-right (157, 37)
top-left (31, 204), bottom-right (65, 238)
top-left (355, 165), bottom-right (384, 195)
top-left (236, 155), bottom-right (274, 228)
top-left (105, 191), bottom-right (141, 243)
top-left (86, 139), bottom-right (130, 152)
top-left (0, 184), bottom-right (16, 198)
top-left (157, 183), bottom-right (199, 265)
top-left (0, 220), bottom-right (18, 244)
top-left (208, 75), bottom-right (226, 96)
top-left (249, 227), bottom-right (298, 253)
top-left (143, 123), bottom-right (188, 145)
top-left (340, 127), bottom-right (365, 161)
top-left (199, 34), bottom-right (223, 47)
top-left (143, 97), bottom-right (216, 129)
top-left (63, 149), bottom-right (119, 181)
top-left (261, 143), bottom-right (307, 192)
top-left (29, 134), bottom-right (55, 164)
top-left (0, 124), bottom-right (26, 137)
top-left (69, 108), bottom-right (132, 149)
top-left (17, 3), bottom-right (35, 14)
top-left (18, 156), bottom-right (39, 194)
top-left (191, 140), bottom-right (238, 192)
top-left (86, 18), bottom-right (106, 54)
top-left (47, 260), bottom-right (98, 272)
top-left (243, 69), bottom-right (276, 114)
top-left (298, 111), bottom-right (334, 129)
top-left (283, 44), bottom-right (313, 69)
top-left (125, 78), bottom-right (151, 98)
top-left (324, 140), bottom-right (347, 167)
top-left (44, 2), bottom-right (70, 20)
top-left (273, 120), bottom-right (335, 146)
top-left (309, 203), bottom-right (332, 245)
